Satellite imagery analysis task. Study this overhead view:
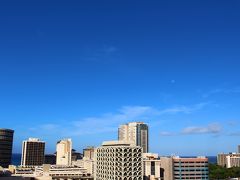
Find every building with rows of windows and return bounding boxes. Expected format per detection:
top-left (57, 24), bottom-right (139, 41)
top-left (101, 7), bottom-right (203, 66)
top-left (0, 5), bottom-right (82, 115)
top-left (95, 140), bottom-right (143, 180)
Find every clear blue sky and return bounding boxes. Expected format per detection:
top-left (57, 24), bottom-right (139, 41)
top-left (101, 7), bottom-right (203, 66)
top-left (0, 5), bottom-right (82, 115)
top-left (0, 0), bottom-right (240, 155)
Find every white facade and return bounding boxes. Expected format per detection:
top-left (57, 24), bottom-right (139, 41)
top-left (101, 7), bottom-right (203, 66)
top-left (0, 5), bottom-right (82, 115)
top-left (95, 140), bottom-right (143, 180)
top-left (56, 139), bottom-right (72, 166)
top-left (226, 155), bottom-right (240, 168)
top-left (11, 164), bottom-right (91, 179)
top-left (35, 164), bottom-right (90, 179)
top-left (72, 157), bottom-right (94, 175)
top-left (143, 153), bottom-right (162, 180)
top-left (118, 122), bottom-right (149, 153)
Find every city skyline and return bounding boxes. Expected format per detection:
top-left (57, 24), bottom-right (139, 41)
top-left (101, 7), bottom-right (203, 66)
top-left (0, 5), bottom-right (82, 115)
top-left (1, 0), bottom-right (240, 155)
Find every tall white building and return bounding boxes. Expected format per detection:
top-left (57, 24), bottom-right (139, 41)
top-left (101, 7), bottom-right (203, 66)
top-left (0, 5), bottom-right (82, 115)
top-left (21, 138), bottom-right (45, 166)
top-left (118, 122), bottom-right (149, 153)
top-left (95, 140), bottom-right (143, 180)
top-left (56, 139), bottom-right (72, 166)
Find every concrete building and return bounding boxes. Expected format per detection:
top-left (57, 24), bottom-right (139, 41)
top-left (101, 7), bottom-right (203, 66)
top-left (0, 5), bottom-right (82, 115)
top-left (70, 146), bottom-right (95, 176)
top-left (226, 155), bottom-right (240, 168)
top-left (0, 128), bottom-right (14, 168)
top-left (118, 122), bottom-right (149, 153)
top-left (95, 140), bottom-right (143, 180)
top-left (217, 153), bottom-right (240, 167)
top-left (143, 153), bottom-right (163, 180)
top-left (83, 146), bottom-right (95, 160)
top-left (35, 164), bottom-right (93, 179)
top-left (21, 138), bottom-right (45, 166)
top-left (9, 165), bottom-right (35, 178)
top-left (10, 164), bottom-right (93, 180)
top-left (56, 138), bottom-right (72, 166)
top-left (72, 158), bottom-right (94, 176)
top-left (161, 156), bottom-right (209, 180)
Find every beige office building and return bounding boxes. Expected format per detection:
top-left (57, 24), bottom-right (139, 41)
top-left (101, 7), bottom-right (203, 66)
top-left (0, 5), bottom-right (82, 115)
top-left (56, 138), bottom-right (72, 166)
top-left (217, 153), bottom-right (240, 167)
top-left (95, 140), bottom-right (143, 180)
top-left (83, 146), bottom-right (95, 160)
top-left (143, 153), bottom-right (163, 180)
top-left (10, 164), bottom-right (93, 179)
top-left (161, 156), bottom-right (209, 180)
top-left (72, 158), bottom-right (94, 175)
top-left (226, 155), bottom-right (240, 168)
top-left (118, 122), bottom-right (149, 153)
top-left (21, 138), bottom-right (45, 166)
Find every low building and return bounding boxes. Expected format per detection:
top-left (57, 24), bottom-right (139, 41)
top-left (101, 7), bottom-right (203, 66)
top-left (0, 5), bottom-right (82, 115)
top-left (10, 164), bottom-right (93, 180)
top-left (143, 153), bottom-right (163, 180)
top-left (83, 146), bottom-right (95, 160)
top-left (218, 153), bottom-right (240, 167)
top-left (161, 156), bottom-right (209, 180)
top-left (226, 155), bottom-right (240, 168)
top-left (9, 165), bottom-right (35, 179)
top-left (35, 164), bottom-right (92, 179)
top-left (72, 158), bottom-right (94, 175)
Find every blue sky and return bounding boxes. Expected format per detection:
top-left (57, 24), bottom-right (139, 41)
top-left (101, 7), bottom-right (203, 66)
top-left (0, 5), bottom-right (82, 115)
top-left (0, 0), bottom-right (240, 155)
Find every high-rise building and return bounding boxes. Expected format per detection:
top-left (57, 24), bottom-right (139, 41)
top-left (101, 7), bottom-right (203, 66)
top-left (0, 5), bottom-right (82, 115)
top-left (21, 138), bottom-right (45, 166)
top-left (0, 128), bottom-right (14, 168)
top-left (56, 139), bottom-right (72, 166)
top-left (118, 122), bottom-right (149, 153)
top-left (238, 145), bottom-right (240, 153)
top-left (95, 140), bottom-right (143, 180)
top-left (161, 156), bottom-right (209, 180)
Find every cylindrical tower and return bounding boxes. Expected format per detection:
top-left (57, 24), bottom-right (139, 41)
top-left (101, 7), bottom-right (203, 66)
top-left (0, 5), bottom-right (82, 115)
top-left (0, 128), bottom-right (14, 168)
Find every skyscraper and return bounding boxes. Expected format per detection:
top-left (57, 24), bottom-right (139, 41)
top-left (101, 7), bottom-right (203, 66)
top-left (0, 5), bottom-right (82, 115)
top-left (56, 139), bottom-right (72, 166)
top-left (118, 122), bottom-right (149, 153)
top-left (95, 140), bottom-right (143, 180)
top-left (21, 138), bottom-right (45, 166)
top-left (0, 128), bottom-right (14, 168)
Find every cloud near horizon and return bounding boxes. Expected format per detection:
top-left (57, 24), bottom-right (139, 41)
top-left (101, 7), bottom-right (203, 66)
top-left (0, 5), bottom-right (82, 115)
top-left (160, 123), bottom-right (222, 136)
top-left (181, 123), bottom-right (222, 135)
top-left (202, 87), bottom-right (240, 98)
top-left (29, 102), bottom-right (211, 137)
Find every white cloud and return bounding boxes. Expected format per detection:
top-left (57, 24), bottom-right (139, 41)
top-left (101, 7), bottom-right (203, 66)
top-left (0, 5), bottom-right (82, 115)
top-left (157, 102), bottom-right (209, 115)
top-left (181, 123), bottom-right (222, 135)
top-left (160, 131), bottom-right (176, 136)
top-left (30, 103), bottom-right (210, 137)
top-left (160, 123), bottom-right (222, 137)
top-left (40, 124), bottom-right (59, 131)
top-left (203, 87), bottom-right (240, 98)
